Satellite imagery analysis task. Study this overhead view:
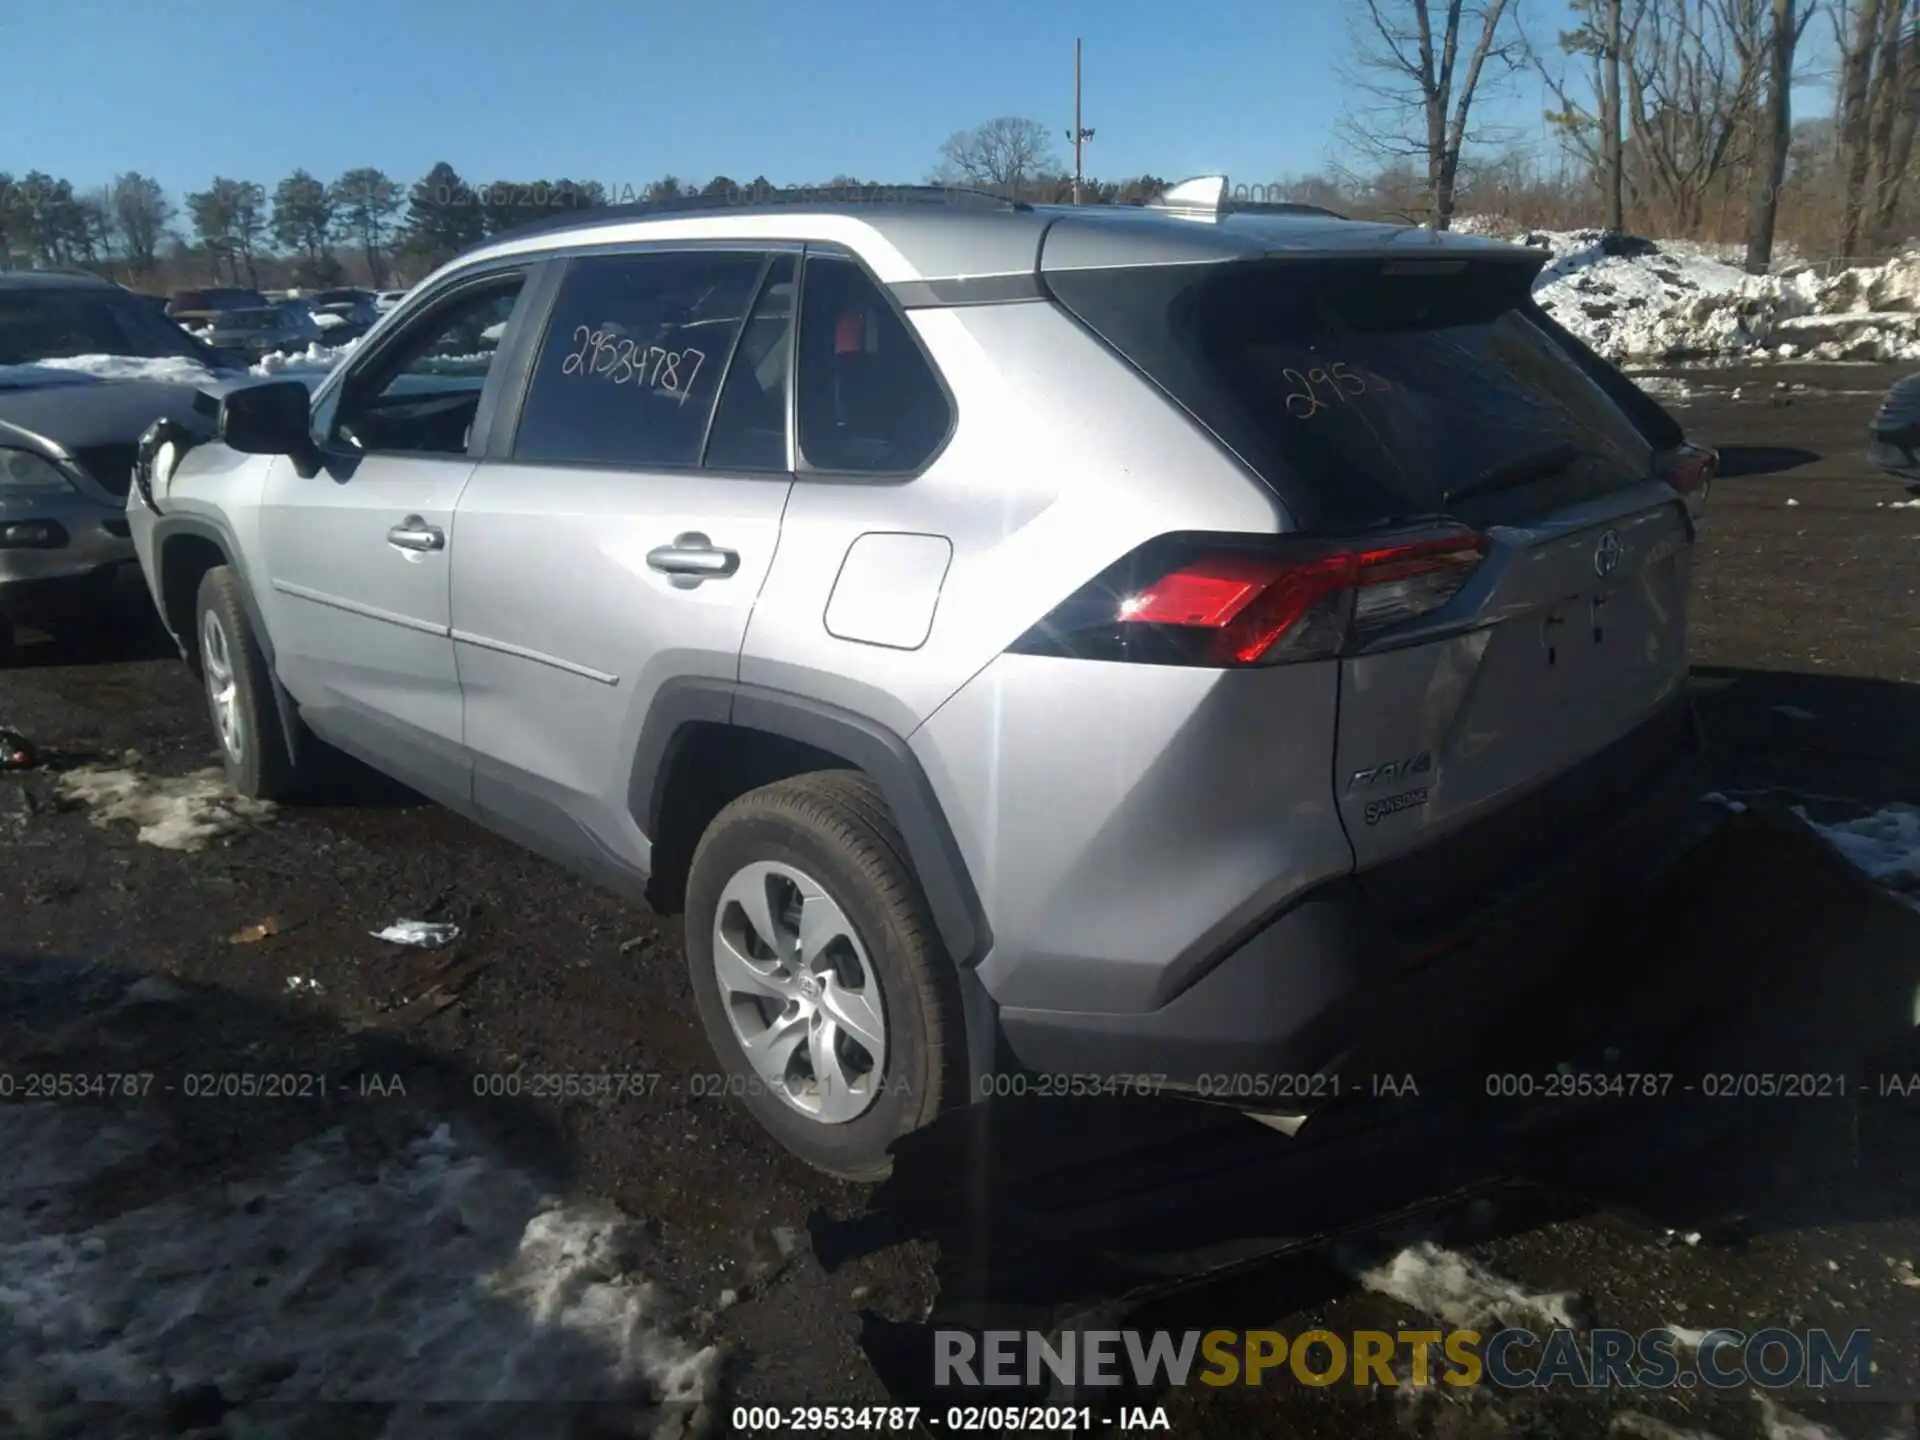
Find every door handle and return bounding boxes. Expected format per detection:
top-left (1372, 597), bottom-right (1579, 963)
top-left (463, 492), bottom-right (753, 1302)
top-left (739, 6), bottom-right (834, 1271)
top-left (388, 516), bottom-right (444, 552)
top-left (646, 532), bottom-right (740, 583)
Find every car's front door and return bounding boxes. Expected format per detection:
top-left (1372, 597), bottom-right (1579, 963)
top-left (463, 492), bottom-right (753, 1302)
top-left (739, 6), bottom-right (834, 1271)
top-left (257, 266), bottom-right (536, 808)
top-left (449, 247), bottom-right (796, 874)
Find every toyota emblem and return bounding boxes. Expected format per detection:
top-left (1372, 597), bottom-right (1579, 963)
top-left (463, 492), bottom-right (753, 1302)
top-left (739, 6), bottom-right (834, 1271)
top-left (1593, 529), bottom-right (1623, 579)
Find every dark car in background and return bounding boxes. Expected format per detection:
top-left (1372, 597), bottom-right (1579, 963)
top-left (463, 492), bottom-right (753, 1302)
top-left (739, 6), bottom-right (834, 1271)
top-left (166, 287), bottom-right (269, 332)
top-left (196, 301), bottom-right (324, 362)
top-left (1869, 372), bottom-right (1920, 486)
top-left (1, 271), bottom-right (229, 645)
top-left (305, 287), bottom-right (382, 343)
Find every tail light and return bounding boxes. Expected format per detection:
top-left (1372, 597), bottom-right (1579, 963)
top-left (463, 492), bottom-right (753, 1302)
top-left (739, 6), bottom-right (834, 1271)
top-left (1009, 525), bottom-right (1487, 668)
top-left (1660, 443), bottom-right (1717, 499)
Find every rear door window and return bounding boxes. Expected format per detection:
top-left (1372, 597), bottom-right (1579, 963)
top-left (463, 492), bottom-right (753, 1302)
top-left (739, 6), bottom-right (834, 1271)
top-left (1048, 259), bottom-right (1656, 529)
top-left (704, 255), bottom-right (795, 472)
top-left (795, 252), bottom-right (951, 473)
top-left (513, 250), bottom-right (767, 469)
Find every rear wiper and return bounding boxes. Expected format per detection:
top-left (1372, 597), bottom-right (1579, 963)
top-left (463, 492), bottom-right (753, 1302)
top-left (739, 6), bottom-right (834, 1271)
top-left (1444, 442), bottom-right (1588, 505)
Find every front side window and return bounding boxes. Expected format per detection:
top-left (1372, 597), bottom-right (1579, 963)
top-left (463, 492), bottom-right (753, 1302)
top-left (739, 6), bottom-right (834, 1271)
top-left (513, 250), bottom-right (769, 469)
top-left (795, 253), bottom-right (951, 473)
top-left (329, 276), bottom-right (523, 456)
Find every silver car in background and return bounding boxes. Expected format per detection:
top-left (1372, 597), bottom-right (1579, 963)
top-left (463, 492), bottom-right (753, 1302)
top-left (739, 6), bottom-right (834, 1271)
top-left (128, 180), bottom-right (1715, 1179)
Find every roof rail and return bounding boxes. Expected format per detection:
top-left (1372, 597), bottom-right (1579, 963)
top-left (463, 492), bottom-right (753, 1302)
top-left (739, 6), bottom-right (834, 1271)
top-left (488, 183), bottom-right (1032, 246)
top-left (1146, 174), bottom-right (1348, 222)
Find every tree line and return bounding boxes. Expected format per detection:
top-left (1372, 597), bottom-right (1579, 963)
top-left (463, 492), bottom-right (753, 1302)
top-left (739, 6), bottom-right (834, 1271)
top-left (0, 139), bottom-right (1173, 296)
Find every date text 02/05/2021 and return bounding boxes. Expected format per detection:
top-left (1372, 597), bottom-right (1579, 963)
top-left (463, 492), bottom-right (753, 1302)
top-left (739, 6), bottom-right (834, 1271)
top-left (730, 1404), bottom-right (1173, 1432)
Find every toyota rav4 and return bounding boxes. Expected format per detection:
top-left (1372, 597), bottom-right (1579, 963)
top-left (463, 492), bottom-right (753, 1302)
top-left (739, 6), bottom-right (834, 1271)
top-left (127, 179), bottom-right (1715, 1179)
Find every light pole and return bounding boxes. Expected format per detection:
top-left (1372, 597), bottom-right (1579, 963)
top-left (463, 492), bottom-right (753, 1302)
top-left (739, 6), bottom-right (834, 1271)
top-left (1068, 38), bottom-right (1095, 204)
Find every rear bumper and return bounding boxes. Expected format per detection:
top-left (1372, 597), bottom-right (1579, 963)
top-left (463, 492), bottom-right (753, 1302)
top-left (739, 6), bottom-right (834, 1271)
top-left (995, 695), bottom-right (1705, 1091)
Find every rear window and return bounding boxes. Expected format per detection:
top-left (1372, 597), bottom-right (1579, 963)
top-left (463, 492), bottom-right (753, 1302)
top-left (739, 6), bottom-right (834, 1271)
top-left (172, 289), bottom-right (261, 313)
top-left (0, 289), bottom-right (209, 365)
top-left (1048, 259), bottom-right (1657, 530)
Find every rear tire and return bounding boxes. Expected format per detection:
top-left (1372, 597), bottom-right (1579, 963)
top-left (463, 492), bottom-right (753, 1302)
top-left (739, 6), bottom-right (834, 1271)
top-left (194, 566), bottom-right (299, 802)
top-left (683, 771), bottom-right (963, 1181)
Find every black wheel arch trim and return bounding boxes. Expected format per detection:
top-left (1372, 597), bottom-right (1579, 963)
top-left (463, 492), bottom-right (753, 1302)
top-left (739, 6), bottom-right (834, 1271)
top-left (629, 677), bottom-right (992, 968)
top-left (150, 512), bottom-right (304, 770)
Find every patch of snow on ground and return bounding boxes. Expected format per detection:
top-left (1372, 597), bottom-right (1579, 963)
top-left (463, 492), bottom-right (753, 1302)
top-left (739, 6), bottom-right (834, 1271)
top-left (54, 765), bottom-right (273, 851)
top-left (1793, 803), bottom-right (1920, 910)
top-left (1752, 1393), bottom-right (1855, 1440)
top-left (0, 1106), bottom-right (716, 1437)
top-left (1344, 1240), bottom-right (1582, 1330)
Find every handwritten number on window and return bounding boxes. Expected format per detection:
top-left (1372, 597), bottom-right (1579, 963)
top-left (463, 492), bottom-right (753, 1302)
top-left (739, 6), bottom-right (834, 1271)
top-left (1283, 361), bottom-right (1392, 420)
top-left (561, 326), bottom-right (706, 403)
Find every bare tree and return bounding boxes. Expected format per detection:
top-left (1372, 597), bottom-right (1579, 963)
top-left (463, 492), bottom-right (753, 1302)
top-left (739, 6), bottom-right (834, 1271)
top-left (1343, 0), bottom-right (1526, 229)
top-left (1834, 0), bottom-right (1886, 252)
top-left (1621, 0), bottom-right (1769, 235)
top-left (1863, 0), bottom-right (1920, 247)
top-left (1538, 0), bottom-right (1647, 229)
top-left (109, 172), bottom-right (171, 277)
top-left (935, 117), bottom-right (1060, 195)
top-left (1745, 0), bottom-right (1817, 271)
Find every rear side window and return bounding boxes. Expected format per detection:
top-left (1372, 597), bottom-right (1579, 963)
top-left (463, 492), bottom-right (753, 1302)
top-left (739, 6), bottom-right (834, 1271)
top-left (705, 255), bottom-right (795, 472)
top-left (1048, 260), bottom-right (1655, 530)
top-left (514, 251), bottom-right (767, 469)
top-left (796, 253), bottom-right (950, 473)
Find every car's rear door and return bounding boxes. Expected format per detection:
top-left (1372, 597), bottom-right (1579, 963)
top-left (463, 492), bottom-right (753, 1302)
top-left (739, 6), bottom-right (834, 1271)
top-left (449, 245), bottom-right (796, 875)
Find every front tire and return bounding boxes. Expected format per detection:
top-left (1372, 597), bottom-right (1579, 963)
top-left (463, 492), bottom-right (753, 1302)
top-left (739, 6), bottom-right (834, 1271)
top-left (683, 771), bottom-right (963, 1181)
top-left (194, 566), bottom-right (297, 801)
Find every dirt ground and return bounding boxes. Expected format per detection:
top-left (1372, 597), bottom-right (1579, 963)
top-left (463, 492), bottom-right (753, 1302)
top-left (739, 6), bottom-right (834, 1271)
top-left (3, 364), bottom-right (1919, 1440)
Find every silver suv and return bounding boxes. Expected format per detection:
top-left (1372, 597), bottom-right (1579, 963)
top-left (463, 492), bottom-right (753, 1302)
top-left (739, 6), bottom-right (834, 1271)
top-left (128, 181), bottom-right (1715, 1179)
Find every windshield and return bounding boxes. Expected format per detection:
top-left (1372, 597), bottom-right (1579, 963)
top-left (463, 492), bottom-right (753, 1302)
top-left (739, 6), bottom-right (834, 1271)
top-left (0, 287), bottom-right (213, 366)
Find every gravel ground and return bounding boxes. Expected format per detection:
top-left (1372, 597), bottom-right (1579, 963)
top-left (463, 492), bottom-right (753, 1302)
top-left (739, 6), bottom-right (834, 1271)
top-left (2, 366), bottom-right (1919, 1440)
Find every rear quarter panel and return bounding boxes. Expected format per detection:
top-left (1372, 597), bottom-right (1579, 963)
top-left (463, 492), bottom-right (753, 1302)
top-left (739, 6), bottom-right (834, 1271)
top-left (738, 299), bottom-right (1283, 736)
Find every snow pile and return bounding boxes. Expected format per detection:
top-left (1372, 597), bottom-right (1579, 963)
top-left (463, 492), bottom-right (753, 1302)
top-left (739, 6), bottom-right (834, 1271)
top-left (250, 338), bottom-right (358, 376)
top-left (1458, 221), bottom-right (1920, 363)
top-left (55, 765), bottom-right (274, 852)
top-left (0, 1106), bottom-right (716, 1437)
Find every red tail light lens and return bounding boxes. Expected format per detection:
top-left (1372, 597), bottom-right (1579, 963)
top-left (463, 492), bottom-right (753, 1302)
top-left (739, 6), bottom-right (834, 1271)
top-left (1660, 443), bottom-right (1717, 498)
top-left (1010, 526), bottom-right (1487, 667)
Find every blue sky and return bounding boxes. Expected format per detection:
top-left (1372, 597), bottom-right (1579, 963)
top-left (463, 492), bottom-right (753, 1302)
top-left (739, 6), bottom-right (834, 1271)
top-left (1, 0), bottom-right (1829, 201)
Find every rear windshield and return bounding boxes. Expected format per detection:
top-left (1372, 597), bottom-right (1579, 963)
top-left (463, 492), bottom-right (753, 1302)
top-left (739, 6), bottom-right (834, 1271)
top-left (173, 289), bottom-right (261, 313)
top-left (0, 288), bottom-right (211, 366)
top-left (1047, 258), bottom-right (1658, 530)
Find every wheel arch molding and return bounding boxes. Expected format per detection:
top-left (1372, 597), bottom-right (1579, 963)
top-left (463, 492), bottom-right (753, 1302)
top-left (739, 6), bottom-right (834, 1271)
top-left (629, 677), bottom-right (991, 969)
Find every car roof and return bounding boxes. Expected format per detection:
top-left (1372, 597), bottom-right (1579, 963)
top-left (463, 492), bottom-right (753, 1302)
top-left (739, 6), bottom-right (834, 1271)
top-left (453, 184), bottom-right (1533, 288)
top-left (0, 269), bottom-right (120, 292)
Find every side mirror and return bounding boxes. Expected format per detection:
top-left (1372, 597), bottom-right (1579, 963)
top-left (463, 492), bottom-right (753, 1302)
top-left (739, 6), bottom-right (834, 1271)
top-left (219, 379), bottom-right (316, 464)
